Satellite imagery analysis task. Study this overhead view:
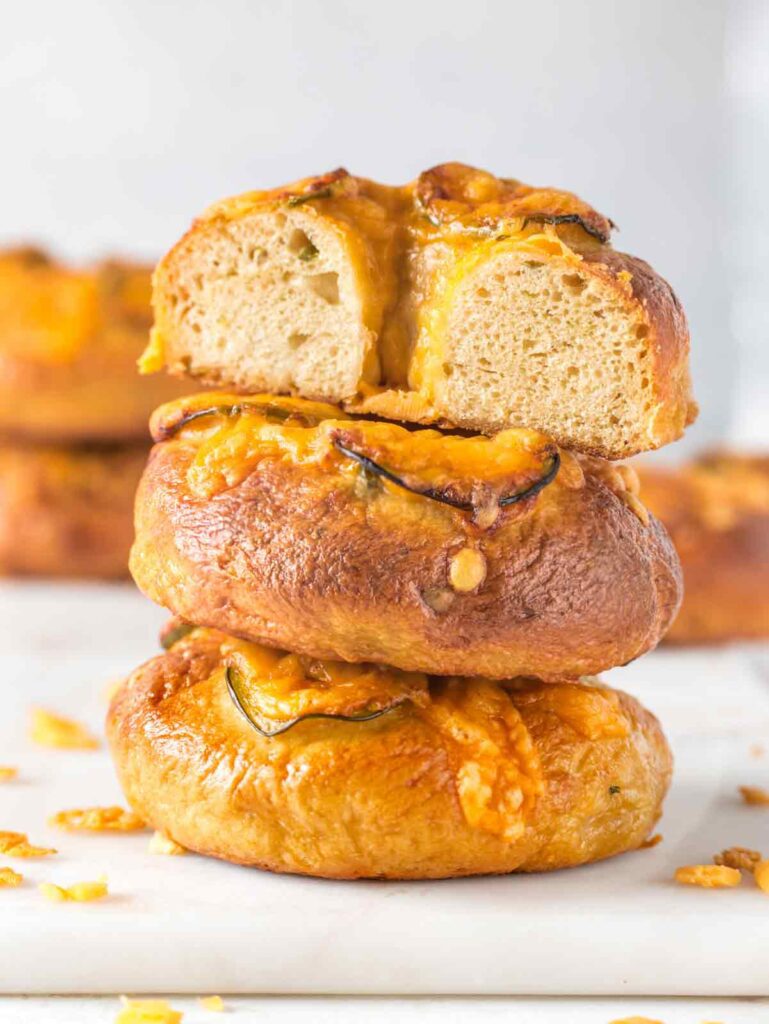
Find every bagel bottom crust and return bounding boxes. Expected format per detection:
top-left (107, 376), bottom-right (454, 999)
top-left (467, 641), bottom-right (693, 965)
top-left (0, 442), bottom-right (146, 578)
top-left (107, 629), bottom-right (672, 880)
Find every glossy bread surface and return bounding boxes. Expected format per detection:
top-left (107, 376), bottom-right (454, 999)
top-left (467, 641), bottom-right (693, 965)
top-left (130, 395), bottom-right (683, 678)
top-left (108, 628), bottom-right (672, 879)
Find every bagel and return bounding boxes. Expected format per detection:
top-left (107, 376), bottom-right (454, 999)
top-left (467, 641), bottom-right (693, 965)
top-left (0, 441), bottom-right (145, 578)
top-left (107, 626), bottom-right (672, 879)
top-left (0, 247), bottom-right (188, 442)
top-left (130, 394), bottom-right (682, 679)
top-left (147, 162), bottom-right (695, 459)
top-left (638, 453), bottom-right (769, 644)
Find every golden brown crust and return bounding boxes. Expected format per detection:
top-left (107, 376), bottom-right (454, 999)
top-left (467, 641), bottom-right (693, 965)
top-left (130, 406), bottom-right (682, 678)
top-left (638, 454), bottom-right (769, 644)
top-left (0, 441), bottom-right (145, 578)
top-left (107, 629), bottom-right (672, 879)
top-left (578, 248), bottom-right (697, 448)
top-left (0, 248), bottom-right (189, 442)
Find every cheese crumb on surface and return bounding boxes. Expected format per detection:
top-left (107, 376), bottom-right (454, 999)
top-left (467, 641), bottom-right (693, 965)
top-left (199, 995), bottom-right (225, 1012)
top-left (149, 831), bottom-right (187, 855)
top-left (755, 859), bottom-right (769, 893)
top-left (116, 997), bottom-right (183, 1023)
top-left (609, 1017), bottom-right (664, 1024)
top-left (29, 707), bottom-right (100, 750)
top-left (448, 547), bottom-right (486, 593)
top-left (0, 867), bottom-right (23, 887)
top-left (49, 805), bottom-right (145, 832)
top-left (713, 846), bottom-right (762, 871)
top-left (39, 878), bottom-right (108, 902)
top-left (674, 864), bottom-right (742, 888)
top-left (0, 766), bottom-right (18, 782)
top-left (739, 784), bottom-right (769, 806)
top-left (0, 830), bottom-right (56, 857)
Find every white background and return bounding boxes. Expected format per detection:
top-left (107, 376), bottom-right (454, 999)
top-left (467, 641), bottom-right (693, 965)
top-left (0, 0), bottom-right (746, 451)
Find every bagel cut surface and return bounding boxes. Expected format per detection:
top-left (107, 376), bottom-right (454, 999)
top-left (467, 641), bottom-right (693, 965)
top-left (130, 395), bottom-right (682, 679)
top-left (107, 627), bottom-right (672, 879)
top-left (638, 453), bottom-right (769, 644)
top-left (148, 162), bottom-right (695, 458)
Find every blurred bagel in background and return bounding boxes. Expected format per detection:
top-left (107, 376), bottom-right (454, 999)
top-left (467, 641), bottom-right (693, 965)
top-left (130, 393), bottom-right (683, 679)
top-left (0, 247), bottom-right (188, 443)
top-left (638, 453), bottom-right (769, 644)
top-left (0, 442), bottom-right (145, 578)
top-left (0, 246), bottom-right (192, 578)
top-left (108, 626), bottom-right (673, 880)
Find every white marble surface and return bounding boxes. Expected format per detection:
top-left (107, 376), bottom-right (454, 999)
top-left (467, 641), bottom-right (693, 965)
top-left (3, 995), bottom-right (769, 1023)
top-left (0, 583), bottom-right (768, 1001)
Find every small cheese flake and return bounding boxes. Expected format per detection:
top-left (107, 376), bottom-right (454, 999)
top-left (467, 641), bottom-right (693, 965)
top-left (674, 864), bottom-right (741, 888)
top-left (39, 878), bottom-right (108, 902)
top-left (148, 830), bottom-right (187, 856)
top-left (639, 832), bottom-right (663, 850)
top-left (116, 997), bottom-right (183, 1023)
top-left (750, 743), bottom-right (765, 758)
top-left (448, 547), bottom-right (487, 593)
top-left (0, 766), bottom-right (18, 782)
top-left (739, 784), bottom-right (769, 806)
top-left (714, 846), bottom-right (762, 871)
top-left (199, 995), bottom-right (225, 1012)
top-left (49, 805), bottom-right (145, 832)
top-left (0, 867), bottom-right (23, 887)
top-left (755, 859), bottom-right (769, 894)
top-left (0, 830), bottom-right (56, 858)
top-left (609, 1017), bottom-right (664, 1024)
top-left (29, 707), bottom-right (100, 750)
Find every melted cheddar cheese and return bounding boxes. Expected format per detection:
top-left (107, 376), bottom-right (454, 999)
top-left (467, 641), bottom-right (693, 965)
top-left (0, 251), bottom-right (152, 366)
top-left (148, 163), bottom-right (611, 406)
top-left (223, 634), bottom-right (429, 724)
top-left (193, 628), bottom-right (545, 842)
top-left (152, 393), bottom-right (558, 516)
top-left (422, 679), bottom-right (543, 841)
top-left (0, 259), bottom-right (98, 364)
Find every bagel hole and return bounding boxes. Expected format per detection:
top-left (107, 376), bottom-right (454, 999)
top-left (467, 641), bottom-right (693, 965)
top-left (306, 272), bottom-right (339, 305)
top-left (562, 273), bottom-right (587, 294)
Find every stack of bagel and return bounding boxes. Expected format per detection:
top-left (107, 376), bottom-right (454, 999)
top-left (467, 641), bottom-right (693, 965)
top-left (109, 164), bottom-right (693, 879)
top-left (0, 247), bottom-right (187, 578)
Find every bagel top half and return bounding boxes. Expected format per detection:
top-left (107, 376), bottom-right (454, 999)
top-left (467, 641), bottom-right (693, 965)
top-left (108, 626), bottom-right (672, 879)
top-left (146, 162), bottom-right (695, 460)
top-left (131, 394), bottom-right (682, 679)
